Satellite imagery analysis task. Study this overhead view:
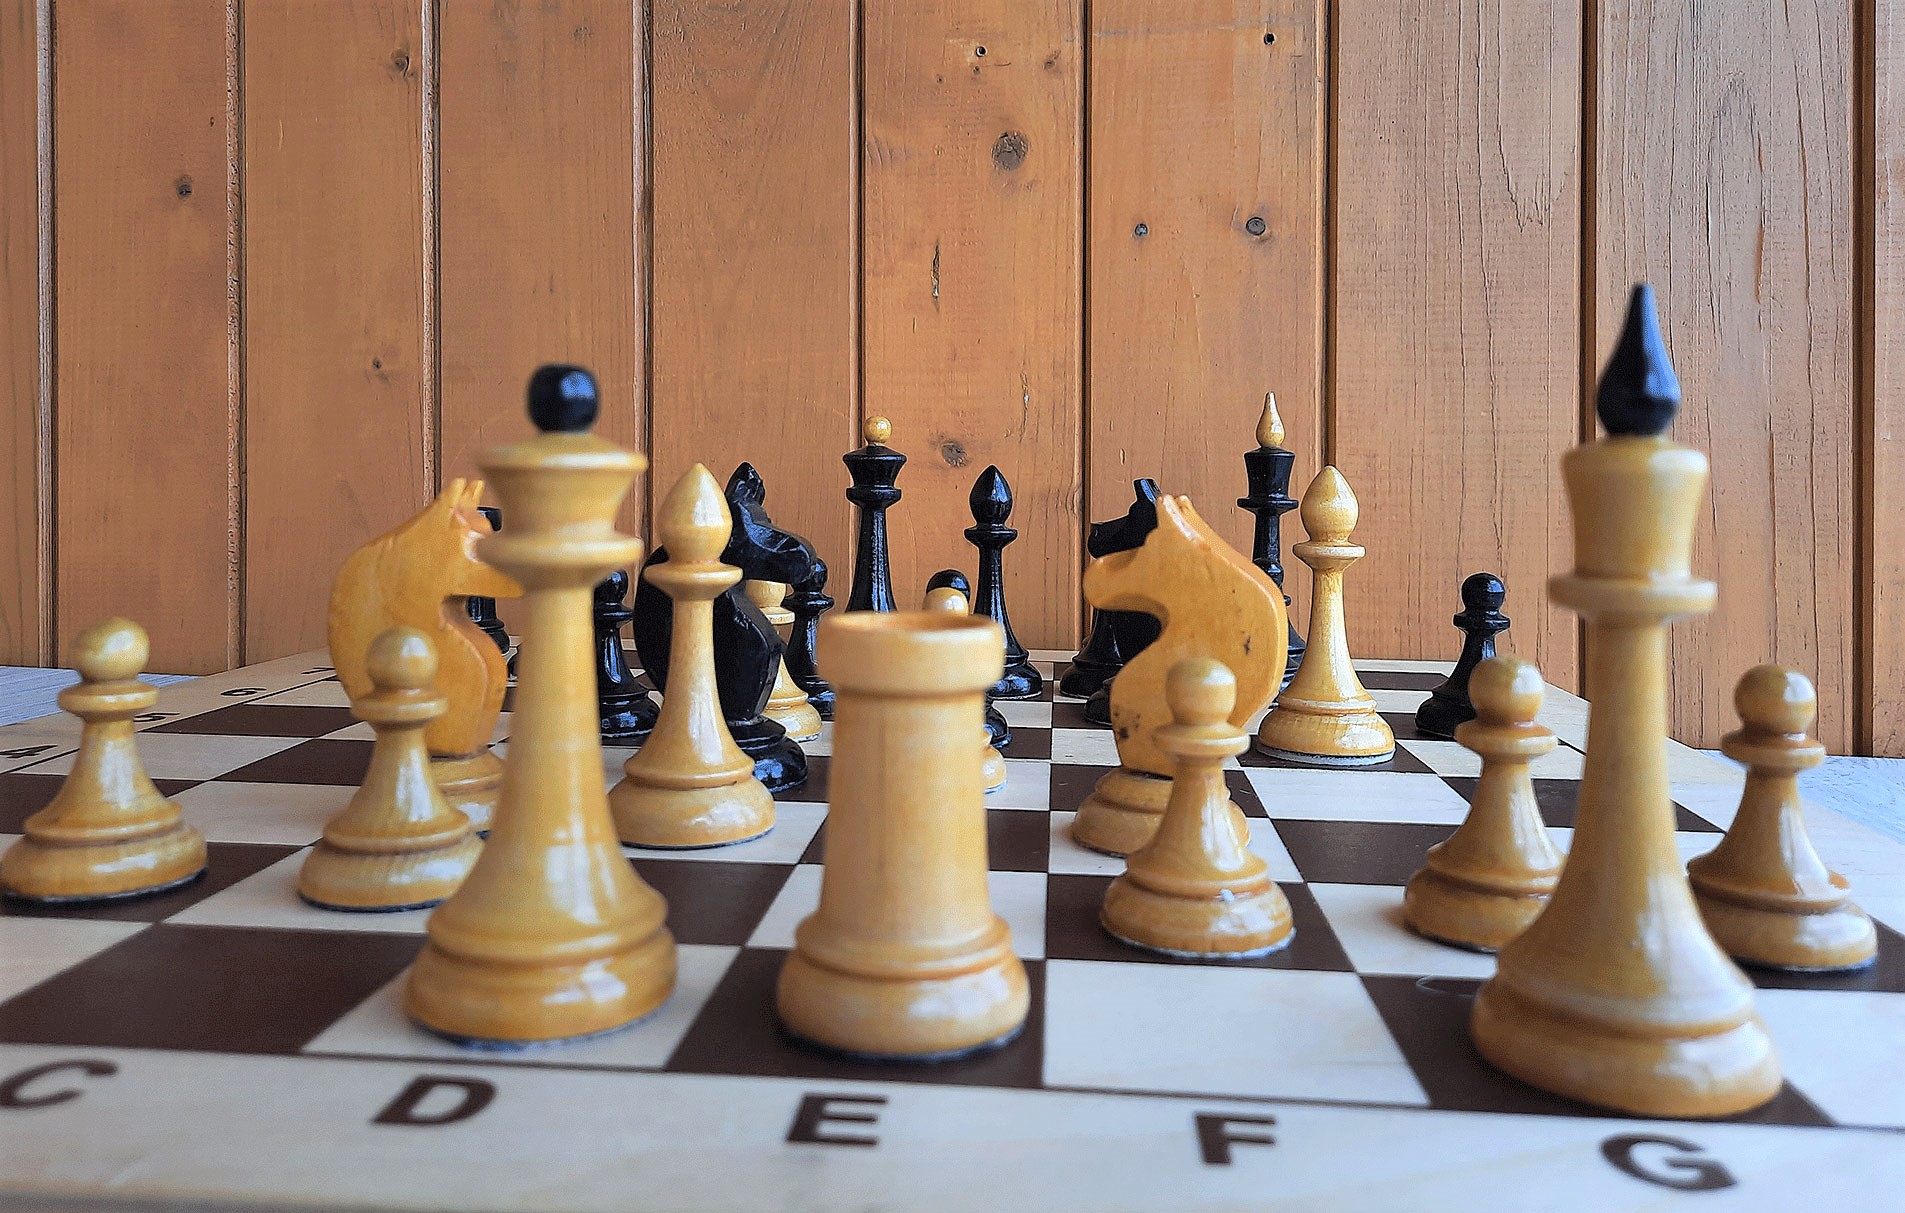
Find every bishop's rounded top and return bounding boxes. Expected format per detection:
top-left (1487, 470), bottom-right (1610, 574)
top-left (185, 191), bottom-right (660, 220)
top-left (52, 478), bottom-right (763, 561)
top-left (657, 463), bottom-right (732, 563)
top-left (594, 569), bottom-right (630, 606)
top-left (1596, 284), bottom-right (1680, 437)
top-left (1256, 392), bottom-right (1285, 448)
top-left (970, 465), bottom-right (1013, 523)
top-left (74, 617), bottom-right (148, 683)
top-left (1461, 571), bottom-right (1507, 613)
top-left (367, 626), bottom-right (438, 693)
top-left (1735, 664), bottom-right (1815, 736)
top-left (1470, 655), bottom-right (1543, 725)
top-left (526, 364), bottom-right (599, 434)
top-left (1298, 466), bottom-right (1358, 542)
top-left (863, 416), bottom-right (892, 446)
top-left (1166, 656), bottom-right (1236, 729)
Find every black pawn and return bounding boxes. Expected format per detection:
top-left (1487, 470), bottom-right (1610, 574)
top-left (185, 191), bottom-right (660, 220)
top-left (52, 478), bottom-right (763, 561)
top-left (465, 505), bottom-right (511, 656)
top-left (1415, 573), bottom-right (1511, 740)
top-left (595, 570), bottom-right (658, 743)
top-left (1060, 479), bottom-right (1163, 701)
top-left (844, 416), bottom-right (904, 613)
top-left (1238, 395), bottom-right (1305, 688)
top-left (928, 568), bottom-right (1011, 753)
top-left (966, 466), bottom-right (1042, 701)
top-left (784, 556), bottom-right (835, 721)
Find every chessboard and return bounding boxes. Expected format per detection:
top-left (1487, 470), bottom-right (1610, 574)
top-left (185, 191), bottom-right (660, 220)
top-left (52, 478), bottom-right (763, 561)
top-left (2, 648), bottom-right (1902, 1212)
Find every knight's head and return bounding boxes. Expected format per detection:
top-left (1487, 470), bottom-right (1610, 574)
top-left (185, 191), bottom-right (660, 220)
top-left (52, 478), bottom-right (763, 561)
top-left (723, 463), bottom-right (818, 584)
top-left (1084, 493), bottom-right (1203, 616)
top-left (393, 479), bottom-right (521, 602)
top-left (1087, 479), bottom-right (1161, 558)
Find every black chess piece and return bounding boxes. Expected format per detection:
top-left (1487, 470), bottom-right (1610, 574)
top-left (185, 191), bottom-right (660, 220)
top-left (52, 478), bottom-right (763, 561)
top-left (966, 466), bottom-right (1042, 701)
top-left (927, 568), bottom-right (1011, 753)
top-left (630, 463), bottom-right (817, 792)
top-left (1060, 479), bottom-right (1164, 701)
top-left (465, 505), bottom-right (512, 655)
top-left (594, 570), bottom-right (658, 744)
top-left (1415, 572), bottom-right (1511, 739)
top-left (784, 555), bottom-right (835, 721)
top-left (844, 416), bottom-right (904, 613)
top-left (1238, 395), bottom-right (1306, 688)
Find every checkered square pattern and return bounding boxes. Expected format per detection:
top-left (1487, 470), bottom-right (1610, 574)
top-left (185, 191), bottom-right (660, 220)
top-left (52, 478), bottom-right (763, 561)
top-left (2, 646), bottom-right (1902, 1212)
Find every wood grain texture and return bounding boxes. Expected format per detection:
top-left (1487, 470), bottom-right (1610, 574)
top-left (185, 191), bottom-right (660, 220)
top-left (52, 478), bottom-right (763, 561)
top-left (438, 0), bottom-right (642, 533)
top-left (53, 0), bottom-right (238, 673)
top-left (862, 0), bottom-right (1083, 647)
top-left (243, 0), bottom-right (431, 662)
top-left (1332, 0), bottom-right (1582, 690)
top-left (1596, 0), bottom-right (1856, 751)
top-left (0, 0), bottom-right (45, 665)
top-left (1871, 0), bottom-right (1904, 756)
top-left (1087, 1), bottom-right (1324, 635)
top-left (648, 0), bottom-right (855, 576)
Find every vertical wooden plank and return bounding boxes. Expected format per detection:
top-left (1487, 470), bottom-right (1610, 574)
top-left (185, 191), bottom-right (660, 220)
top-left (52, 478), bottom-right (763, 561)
top-left (439, 0), bottom-right (643, 536)
top-left (1870, 0), bottom-right (1904, 756)
top-left (648, 0), bottom-right (855, 575)
top-left (1597, 0), bottom-right (1857, 750)
top-left (862, 0), bottom-right (1083, 646)
top-left (1332, 0), bottom-right (1582, 688)
top-left (0, 0), bottom-right (47, 665)
top-left (54, 0), bottom-right (238, 673)
top-left (244, 0), bottom-right (432, 662)
top-left (1087, 2), bottom-right (1325, 634)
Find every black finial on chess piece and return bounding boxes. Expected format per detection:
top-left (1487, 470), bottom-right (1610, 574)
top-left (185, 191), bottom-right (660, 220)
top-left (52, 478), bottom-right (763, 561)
top-left (844, 417), bottom-right (905, 613)
top-left (1597, 284), bottom-right (1680, 438)
top-left (1238, 396), bottom-right (1306, 688)
top-left (928, 567), bottom-right (1012, 753)
top-left (1061, 480), bottom-right (1164, 721)
top-left (966, 466), bottom-right (1043, 701)
top-left (594, 570), bottom-right (658, 743)
top-left (1415, 572), bottom-right (1511, 740)
top-left (466, 505), bottom-right (511, 655)
top-left (526, 364), bottom-right (599, 433)
top-left (785, 556), bottom-right (835, 720)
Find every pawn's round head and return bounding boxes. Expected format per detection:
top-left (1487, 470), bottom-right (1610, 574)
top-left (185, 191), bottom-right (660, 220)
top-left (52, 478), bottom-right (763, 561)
top-left (74, 618), bottom-right (149, 683)
top-left (1471, 655), bottom-right (1543, 725)
top-left (526, 364), bottom-right (599, 433)
top-left (367, 626), bottom-right (438, 692)
top-left (923, 585), bottom-right (968, 614)
top-left (1166, 657), bottom-right (1236, 727)
top-left (1735, 664), bottom-right (1815, 736)
top-left (1299, 466), bottom-right (1358, 542)
top-left (864, 416), bottom-right (892, 446)
top-left (596, 569), bottom-right (630, 605)
top-left (1461, 572), bottom-right (1507, 613)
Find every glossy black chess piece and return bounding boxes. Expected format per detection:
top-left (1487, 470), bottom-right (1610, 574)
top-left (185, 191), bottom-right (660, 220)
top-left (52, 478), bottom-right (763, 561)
top-left (784, 555), bottom-right (835, 721)
top-left (631, 463), bottom-right (818, 792)
top-left (1060, 479), bottom-right (1164, 701)
top-left (1238, 397), bottom-right (1305, 689)
top-left (1415, 573), bottom-right (1511, 740)
top-left (966, 466), bottom-right (1042, 701)
top-left (594, 570), bottom-right (658, 744)
top-left (466, 505), bottom-right (512, 655)
top-left (927, 568), bottom-right (1011, 753)
top-left (844, 417), bottom-right (904, 613)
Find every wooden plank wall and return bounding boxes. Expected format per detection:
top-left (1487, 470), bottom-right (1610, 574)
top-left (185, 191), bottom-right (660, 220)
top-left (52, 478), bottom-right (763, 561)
top-left (0, 1), bottom-right (1897, 755)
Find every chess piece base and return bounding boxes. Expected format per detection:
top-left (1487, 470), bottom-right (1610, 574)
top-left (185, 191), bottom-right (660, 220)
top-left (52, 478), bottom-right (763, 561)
top-left (765, 699), bottom-right (823, 744)
top-left (1690, 886), bottom-right (1878, 972)
top-left (0, 823), bottom-right (207, 903)
top-left (776, 933), bottom-right (1029, 1059)
top-left (730, 717), bottom-right (808, 793)
top-left (296, 833), bottom-right (481, 912)
top-left (1255, 699), bottom-right (1394, 765)
top-left (610, 779), bottom-right (776, 849)
top-left (1412, 691), bottom-right (1473, 741)
top-left (404, 924), bottom-right (678, 1046)
top-left (600, 693), bottom-right (658, 744)
top-left (1083, 686), bottom-right (1112, 726)
top-left (990, 663), bottom-right (1044, 702)
top-left (1058, 654), bottom-right (1117, 700)
top-left (1101, 874), bottom-right (1293, 959)
top-left (1470, 976), bottom-right (1781, 1118)
top-left (1070, 768), bottom-right (1173, 856)
top-left (982, 743), bottom-right (1007, 792)
top-left (434, 750), bottom-right (503, 832)
top-left (1402, 866), bottom-right (1552, 954)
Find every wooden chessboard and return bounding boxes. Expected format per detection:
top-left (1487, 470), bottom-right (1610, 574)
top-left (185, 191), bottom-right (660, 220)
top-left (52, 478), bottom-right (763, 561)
top-left (1, 649), bottom-right (1902, 1211)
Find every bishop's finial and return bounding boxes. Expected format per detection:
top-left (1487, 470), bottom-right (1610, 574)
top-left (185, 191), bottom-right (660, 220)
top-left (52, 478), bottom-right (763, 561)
top-left (526, 365), bottom-right (599, 434)
top-left (864, 416), bottom-right (892, 446)
top-left (1596, 284), bottom-right (1680, 438)
top-left (1256, 393), bottom-right (1285, 449)
top-left (1299, 466), bottom-right (1359, 543)
top-left (970, 465), bottom-right (1012, 524)
top-left (658, 464), bottom-right (732, 563)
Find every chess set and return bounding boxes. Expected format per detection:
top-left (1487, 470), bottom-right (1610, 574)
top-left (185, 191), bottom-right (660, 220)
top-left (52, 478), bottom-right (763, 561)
top-left (1, 289), bottom-right (1901, 1211)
